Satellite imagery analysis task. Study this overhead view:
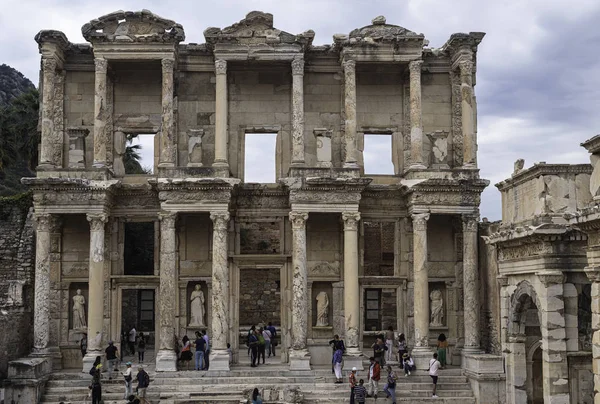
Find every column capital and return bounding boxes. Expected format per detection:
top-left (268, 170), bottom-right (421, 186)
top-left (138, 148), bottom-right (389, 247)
top-left (291, 58), bottom-right (305, 76)
top-left (215, 59), bottom-right (227, 75)
top-left (342, 211), bottom-right (361, 231)
top-left (289, 211), bottom-right (309, 229)
top-left (462, 214), bottom-right (479, 233)
top-left (210, 211), bottom-right (230, 231)
top-left (87, 213), bottom-right (108, 231)
top-left (159, 211), bottom-right (178, 228)
top-left (342, 59), bottom-right (356, 72)
top-left (34, 213), bottom-right (61, 232)
top-left (411, 212), bottom-right (430, 231)
top-left (94, 58), bottom-right (108, 73)
top-left (42, 57), bottom-right (57, 73)
top-left (161, 57), bottom-right (175, 71)
top-left (408, 60), bottom-right (423, 75)
top-left (585, 268), bottom-right (600, 283)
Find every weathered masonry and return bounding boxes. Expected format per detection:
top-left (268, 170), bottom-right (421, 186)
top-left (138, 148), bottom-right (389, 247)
top-left (13, 9), bottom-right (505, 400)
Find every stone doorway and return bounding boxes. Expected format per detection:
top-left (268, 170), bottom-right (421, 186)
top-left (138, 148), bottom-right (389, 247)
top-left (529, 343), bottom-right (543, 404)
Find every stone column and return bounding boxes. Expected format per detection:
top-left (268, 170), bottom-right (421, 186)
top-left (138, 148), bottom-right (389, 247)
top-left (39, 58), bottom-right (59, 169)
top-left (342, 211), bottom-right (363, 370)
top-left (159, 58), bottom-right (176, 167)
top-left (412, 212), bottom-right (432, 369)
top-left (343, 60), bottom-right (358, 168)
top-left (462, 214), bottom-right (480, 352)
top-left (82, 213), bottom-right (107, 371)
top-left (408, 60), bottom-right (425, 169)
top-left (289, 211), bottom-right (311, 370)
top-left (586, 270), bottom-right (600, 404)
top-left (156, 212), bottom-right (178, 371)
top-left (459, 60), bottom-right (476, 168)
top-left (210, 211), bottom-right (231, 370)
top-left (92, 58), bottom-right (108, 168)
top-left (213, 59), bottom-right (229, 172)
top-left (291, 58), bottom-right (305, 166)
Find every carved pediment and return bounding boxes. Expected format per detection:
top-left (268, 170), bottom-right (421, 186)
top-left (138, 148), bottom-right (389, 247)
top-left (204, 11), bottom-right (314, 49)
top-left (334, 16), bottom-right (425, 47)
top-left (81, 9), bottom-right (185, 43)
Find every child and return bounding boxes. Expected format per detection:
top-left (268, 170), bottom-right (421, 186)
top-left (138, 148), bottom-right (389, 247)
top-left (354, 379), bottom-right (368, 404)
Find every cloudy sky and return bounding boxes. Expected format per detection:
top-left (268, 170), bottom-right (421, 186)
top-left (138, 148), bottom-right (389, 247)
top-left (2, 0), bottom-right (599, 220)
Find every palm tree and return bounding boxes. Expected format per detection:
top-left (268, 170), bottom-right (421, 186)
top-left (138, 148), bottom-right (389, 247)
top-left (123, 137), bottom-right (152, 174)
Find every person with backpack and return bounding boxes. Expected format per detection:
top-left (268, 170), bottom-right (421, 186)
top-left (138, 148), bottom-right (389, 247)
top-left (122, 361), bottom-right (133, 399)
top-left (266, 322), bottom-right (277, 356)
top-left (257, 327), bottom-right (267, 364)
top-left (194, 331), bottom-right (206, 371)
top-left (397, 333), bottom-right (407, 361)
top-left (137, 332), bottom-right (146, 363)
top-left (371, 336), bottom-right (386, 366)
top-left (247, 325), bottom-right (256, 356)
top-left (89, 362), bottom-right (102, 404)
top-left (136, 365), bottom-right (150, 402)
top-left (262, 326), bottom-right (272, 359)
top-left (383, 365), bottom-right (397, 403)
top-left (105, 341), bottom-right (118, 380)
top-left (248, 329), bottom-right (259, 367)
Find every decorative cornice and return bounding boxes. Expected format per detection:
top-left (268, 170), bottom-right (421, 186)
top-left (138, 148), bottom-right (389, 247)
top-left (495, 163), bottom-right (592, 191)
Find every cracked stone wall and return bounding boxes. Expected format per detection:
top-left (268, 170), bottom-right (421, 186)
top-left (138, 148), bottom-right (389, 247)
top-left (239, 268), bottom-right (281, 326)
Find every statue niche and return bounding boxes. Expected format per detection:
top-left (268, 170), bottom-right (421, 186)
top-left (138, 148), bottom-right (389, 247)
top-left (189, 284), bottom-right (206, 327)
top-left (315, 291), bottom-right (330, 327)
top-left (72, 288), bottom-right (87, 330)
top-left (430, 289), bottom-right (444, 327)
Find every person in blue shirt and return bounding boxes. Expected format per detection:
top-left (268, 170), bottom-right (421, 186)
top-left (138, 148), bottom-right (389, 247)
top-left (194, 331), bottom-right (206, 370)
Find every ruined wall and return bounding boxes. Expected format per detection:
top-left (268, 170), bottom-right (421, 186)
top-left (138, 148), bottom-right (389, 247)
top-left (0, 194), bottom-right (35, 380)
top-left (479, 220), bottom-right (502, 354)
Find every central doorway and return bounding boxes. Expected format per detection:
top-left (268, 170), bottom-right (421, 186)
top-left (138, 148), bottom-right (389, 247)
top-left (118, 287), bottom-right (157, 363)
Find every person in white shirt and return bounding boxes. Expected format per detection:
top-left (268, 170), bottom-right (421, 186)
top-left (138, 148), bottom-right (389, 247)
top-left (429, 353), bottom-right (441, 398)
top-left (262, 327), bottom-right (272, 358)
top-left (128, 327), bottom-right (137, 355)
top-left (122, 361), bottom-right (133, 399)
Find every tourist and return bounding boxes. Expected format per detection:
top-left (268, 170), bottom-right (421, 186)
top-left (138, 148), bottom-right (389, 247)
top-left (257, 327), bottom-right (266, 364)
top-left (267, 322), bottom-right (277, 356)
top-left (251, 387), bottom-right (263, 404)
top-left (128, 326), bottom-right (137, 355)
top-left (247, 325), bottom-right (256, 356)
top-left (437, 333), bottom-right (448, 369)
top-left (354, 379), bottom-right (368, 404)
top-left (429, 352), bottom-right (441, 398)
top-left (383, 365), bottom-right (397, 403)
top-left (349, 366), bottom-right (357, 404)
top-left (367, 356), bottom-right (381, 399)
top-left (137, 332), bottom-right (146, 363)
top-left (173, 333), bottom-right (181, 363)
top-left (90, 362), bottom-right (102, 404)
top-left (385, 326), bottom-right (395, 362)
top-left (227, 342), bottom-right (233, 364)
top-left (248, 328), bottom-right (259, 367)
top-left (135, 365), bottom-right (150, 402)
top-left (80, 334), bottom-right (87, 358)
top-left (397, 333), bottom-right (407, 361)
top-left (126, 394), bottom-right (141, 404)
top-left (194, 331), bottom-right (206, 371)
top-left (89, 356), bottom-right (102, 376)
top-left (333, 341), bottom-right (344, 383)
top-left (202, 331), bottom-right (211, 370)
top-left (371, 336), bottom-right (386, 366)
top-left (122, 361), bottom-right (133, 399)
top-left (402, 353), bottom-right (414, 376)
top-left (328, 334), bottom-right (346, 373)
top-left (262, 326), bottom-right (272, 358)
top-left (105, 341), bottom-right (118, 380)
top-left (180, 335), bottom-right (193, 370)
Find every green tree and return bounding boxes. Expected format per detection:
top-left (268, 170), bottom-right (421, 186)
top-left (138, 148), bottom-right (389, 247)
top-left (123, 137), bottom-right (152, 174)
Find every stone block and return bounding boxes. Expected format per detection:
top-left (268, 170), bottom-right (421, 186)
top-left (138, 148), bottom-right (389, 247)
top-left (7, 357), bottom-right (51, 379)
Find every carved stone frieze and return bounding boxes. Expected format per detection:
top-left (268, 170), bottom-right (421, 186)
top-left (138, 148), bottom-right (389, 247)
top-left (450, 70), bottom-right (463, 168)
top-left (308, 261), bottom-right (340, 277)
top-left (289, 211), bottom-right (308, 230)
top-left (497, 240), bottom-right (553, 261)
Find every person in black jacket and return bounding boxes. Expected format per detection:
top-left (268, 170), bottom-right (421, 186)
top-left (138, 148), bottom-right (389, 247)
top-left (328, 335), bottom-right (346, 374)
top-left (136, 366), bottom-right (150, 402)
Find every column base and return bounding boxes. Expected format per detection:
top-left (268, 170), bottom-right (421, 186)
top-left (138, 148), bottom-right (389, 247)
top-left (342, 348), bottom-right (364, 371)
top-left (408, 163), bottom-right (427, 170)
top-left (212, 162), bottom-right (230, 178)
top-left (289, 348), bottom-right (311, 370)
top-left (82, 350), bottom-right (103, 373)
top-left (343, 162), bottom-right (359, 169)
top-left (411, 347), bottom-right (435, 371)
top-left (209, 349), bottom-right (231, 371)
top-left (155, 349), bottom-right (178, 372)
top-left (36, 163), bottom-right (56, 171)
top-left (461, 163), bottom-right (477, 169)
top-left (158, 162), bottom-right (175, 168)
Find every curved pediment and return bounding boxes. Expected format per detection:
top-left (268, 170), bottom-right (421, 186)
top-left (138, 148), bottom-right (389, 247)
top-left (334, 15), bottom-right (424, 46)
top-left (204, 11), bottom-right (314, 49)
top-left (81, 9), bottom-right (185, 44)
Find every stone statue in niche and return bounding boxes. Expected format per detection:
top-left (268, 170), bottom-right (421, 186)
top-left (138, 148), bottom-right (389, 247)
top-left (189, 284), bottom-right (205, 327)
top-left (315, 291), bottom-right (329, 327)
top-left (72, 289), bottom-right (87, 330)
top-left (429, 289), bottom-right (444, 327)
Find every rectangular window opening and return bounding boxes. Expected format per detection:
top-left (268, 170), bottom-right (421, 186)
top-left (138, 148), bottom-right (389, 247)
top-left (364, 134), bottom-right (394, 175)
top-left (124, 222), bottom-right (155, 275)
top-left (126, 134), bottom-right (155, 174)
top-left (245, 133), bottom-right (276, 183)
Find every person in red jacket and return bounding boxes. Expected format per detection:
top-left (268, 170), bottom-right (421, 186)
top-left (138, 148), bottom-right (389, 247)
top-left (367, 356), bottom-right (381, 399)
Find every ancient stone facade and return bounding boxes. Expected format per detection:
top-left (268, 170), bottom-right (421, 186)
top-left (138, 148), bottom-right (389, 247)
top-left (6, 9), bottom-right (504, 402)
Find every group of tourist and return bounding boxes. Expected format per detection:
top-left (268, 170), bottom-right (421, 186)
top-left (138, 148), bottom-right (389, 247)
top-left (177, 330), bottom-right (211, 370)
top-left (247, 322), bottom-right (277, 367)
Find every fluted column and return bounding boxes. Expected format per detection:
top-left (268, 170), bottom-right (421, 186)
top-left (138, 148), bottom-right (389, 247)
top-left (412, 213), bottom-right (430, 352)
top-left (213, 59), bottom-right (229, 171)
top-left (291, 58), bottom-right (305, 166)
top-left (289, 211), bottom-right (311, 370)
top-left (39, 58), bottom-right (58, 169)
top-left (343, 60), bottom-right (358, 168)
top-left (159, 58), bottom-right (176, 167)
top-left (342, 211), bottom-right (363, 369)
top-left (82, 213), bottom-right (107, 371)
top-left (210, 211), bottom-right (231, 370)
top-left (156, 211), bottom-right (178, 371)
top-left (409, 60), bottom-right (425, 169)
top-left (92, 58), bottom-right (108, 168)
top-left (33, 214), bottom-right (59, 352)
top-left (462, 214), bottom-right (480, 351)
top-left (459, 60), bottom-right (476, 168)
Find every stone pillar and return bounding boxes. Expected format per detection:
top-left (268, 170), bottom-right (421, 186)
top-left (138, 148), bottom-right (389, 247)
top-left (586, 270), bottom-right (600, 404)
top-left (159, 58), bottom-right (176, 167)
top-left (412, 212), bottom-right (432, 369)
top-left (343, 60), bottom-right (358, 168)
top-left (291, 58), bottom-right (305, 166)
top-left (408, 60), bottom-right (425, 169)
top-left (342, 211), bottom-right (363, 370)
top-left (39, 58), bottom-right (59, 169)
top-left (459, 60), bottom-right (476, 168)
top-left (462, 214), bottom-right (480, 352)
top-left (210, 211), bottom-right (231, 370)
top-left (213, 59), bottom-right (229, 172)
top-left (156, 212), bottom-right (178, 371)
top-left (82, 213), bottom-right (107, 371)
top-left (92, 58), bottom-right (108, 168)
top-left (505, 335), bottom-right (528, 404)
top-left (289, 211), bottom-right (310, 370)
top-left (33, 214), bottom-right (59, 352)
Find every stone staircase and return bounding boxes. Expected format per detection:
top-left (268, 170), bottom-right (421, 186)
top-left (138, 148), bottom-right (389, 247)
top-left (41, 366), bottom-right (475, 403)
